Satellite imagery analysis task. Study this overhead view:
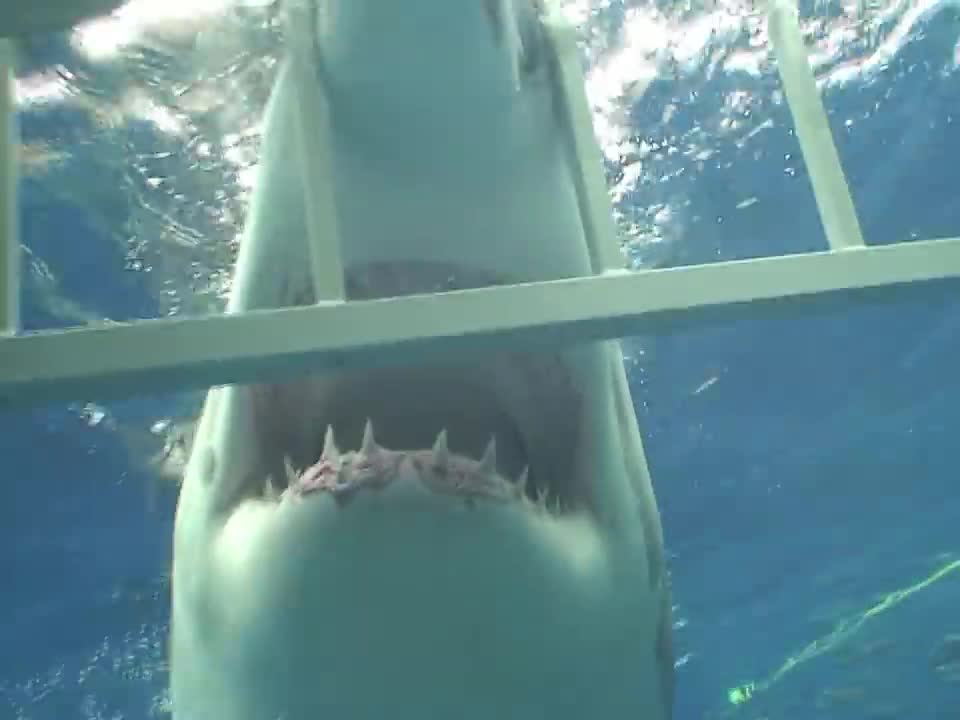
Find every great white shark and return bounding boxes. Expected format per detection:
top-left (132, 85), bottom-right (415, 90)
top-left (171, 1), bottom-right (675, 718)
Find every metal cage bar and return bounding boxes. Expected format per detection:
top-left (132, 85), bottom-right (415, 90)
top-left (2, 238), bottom-right (959, 407)
top-left (768, 0), bottom-right (865, 250)
top-left (1, 5), bottom-right (959, 409)
top-left (0, 39), bottom-right (17, 335)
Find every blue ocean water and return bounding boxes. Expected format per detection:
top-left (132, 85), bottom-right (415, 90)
top-left (3, 2), bottom-right (959, 719)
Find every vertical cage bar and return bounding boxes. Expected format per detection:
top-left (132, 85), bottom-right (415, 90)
top-left (283, 0), bottom-right (346, 302)
top-left (543, 18), bottom-right (626, 275)
top-left (0, 39), bottom-right (18, 334)
top-left (768, 0), bottom-right (865, 250)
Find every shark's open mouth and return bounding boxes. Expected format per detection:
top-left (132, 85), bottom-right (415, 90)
top-left (239, 261), bottom-right (587, 515)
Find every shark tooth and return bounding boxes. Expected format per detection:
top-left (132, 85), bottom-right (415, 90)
top-left (283, 456), bottom-right (299, 486)
top-left (478, 436), bottom-right (497, 475)
top-left (433, 429), bottom-right (450, 468)
top-left (361, 419), bottom-right (378, 455)
top-left (535, 486), bottom-right (549, 511)
top-left (265, 474), bottom-right (282, 501)
top-left (322, 425), bottom-right (339, 463)
top-left (515, 466), bottom-right (529, 498)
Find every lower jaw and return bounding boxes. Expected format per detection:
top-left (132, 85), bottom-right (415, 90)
top-left (175, 488), bottom-right (655, 720)
top-left (217, 468), bottom-right (605, 577)
top-left (207, 474), bottom-right (612, 644)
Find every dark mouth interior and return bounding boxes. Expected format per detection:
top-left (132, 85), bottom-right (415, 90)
top-left (247, 351), bottom-right (585, 512)
top-left (238, 261), bottom-right (587, 513)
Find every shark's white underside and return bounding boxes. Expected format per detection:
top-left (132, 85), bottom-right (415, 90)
top-left (170, 2), bottom-right (674, 718)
